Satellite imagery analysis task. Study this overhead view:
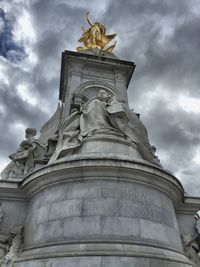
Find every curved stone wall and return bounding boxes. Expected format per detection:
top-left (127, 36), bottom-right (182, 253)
top-left (14, 256), bottom-right (195, 267)
top-left (24, 178), bottom-right (181, 251)
top-left (14, 156), bottom-right (195, 266)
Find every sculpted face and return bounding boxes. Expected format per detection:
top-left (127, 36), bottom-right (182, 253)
top-left (25, 128), bottom-right (37, 140)
top-left (96, 89), bottom-right (108, 101)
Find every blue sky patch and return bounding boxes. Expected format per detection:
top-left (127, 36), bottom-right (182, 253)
top-left (0, 8), bottom-right (25, 62)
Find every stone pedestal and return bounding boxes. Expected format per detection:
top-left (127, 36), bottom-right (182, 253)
top-left (0, 51), bottom-right (199, 266)
top-left (57, 131), bottom-right (143, 160)
top-left (59, 50), bottom-right (135, 120)
top-left (13, 156), bottom-right (195, 266)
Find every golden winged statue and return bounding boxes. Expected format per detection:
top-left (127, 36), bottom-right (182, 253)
top-left (77, 12), bottom-right (117, 53)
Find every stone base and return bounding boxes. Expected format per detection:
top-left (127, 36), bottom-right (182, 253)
top-left (15, 243), bottom-right (196, 266)
top-left (14, 255), bottom-right (195, 267)
top-left (14, 241), bottom-right (197, 266)
top-left (79, 132), bottom-right (142, 159)
top-left (12, 156), bottom-right (196, 266)
top-left (53, 131), bottom-right (144, 163)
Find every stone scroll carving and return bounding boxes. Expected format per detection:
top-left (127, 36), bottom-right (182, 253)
top-left (51, 88), bottom-right (161, 166)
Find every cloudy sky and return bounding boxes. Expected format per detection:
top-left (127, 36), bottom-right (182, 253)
top-left (0, 0), bottom-right (200, 196)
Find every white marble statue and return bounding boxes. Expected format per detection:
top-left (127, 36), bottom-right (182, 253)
top-left (181, 233), bottom-right (200, 265)
top-left (0, 226), bottom-right (23, 267)
top-left (1, 103), bottom-right (62, 180)
top-left (1, 226), bottom-right (23, 267)
top-left (181, 210), bottom-right (200, 265)
top-left (1, 128), bottom-right (46, 180)
top-left (51, 89), bottom-right (159, 165)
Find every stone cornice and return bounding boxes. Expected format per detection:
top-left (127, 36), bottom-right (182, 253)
top-left (17, 155), bottom-right (184, 205)
top-left (59, 50), bottom-right (136, 102)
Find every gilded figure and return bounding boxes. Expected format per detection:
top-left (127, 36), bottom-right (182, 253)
top-left (77, 12), bottom-right (117, 53)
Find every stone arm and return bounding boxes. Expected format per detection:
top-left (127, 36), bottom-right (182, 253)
top-left (186, 238), bottom-right (196, 247)
top-left (70, 104), bottom-right (81, 114)
top-left (8, 153), bottom-right (15, 161)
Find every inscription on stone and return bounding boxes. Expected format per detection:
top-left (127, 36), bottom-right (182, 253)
top-left (37, 198), bottom-right (174, 228)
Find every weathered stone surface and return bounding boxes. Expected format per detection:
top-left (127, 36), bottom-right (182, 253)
top-left (53, 257), bottom-right (101, 267)
top-left (62, 216), bottom-right (101, 238)
top-left (24, 175), bottom-right (182, 252)
top-left (14, 259), bottom-right (52, 267)
top-left (14, 256), bottom-right (195, 267)
top-left (101, 217), bottom-right (140, 237)
top-left (150, 259), bottom-right (194, 267)
top-left (0, 200), bottom-right (26, 234)
top-left (59, 51), bottom-right (135, 117)
top-left (101, 257), bottom-right (150, 267)
top-left (33, 220), bottom-right (63, 243)
top-left (0, 51), bottom-right (198, 267)
top-left (51, 88), bottom-right (157, 165)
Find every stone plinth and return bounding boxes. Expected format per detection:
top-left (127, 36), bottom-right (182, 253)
top-left (59, 50), bottom-right (135, 119)
top-left (12, 156), bottom-right (195, 266)
top-left (0, 50), bottom-right (199, 266)
top-left (57, 131), bottom-right (143, 160)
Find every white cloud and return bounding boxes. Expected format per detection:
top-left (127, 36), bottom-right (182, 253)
top-left (0, 17), bottom-right (5, 34)
top-left (179, 95), bottom-right (200, 113)
top-left (16, 83), bottom-right (37, 106)
top-left (0, 71), bottom-right (9, 87)
top-left (0, 0), bottom-right (200, 197)
top-left (63, 0), bottom-right (109, 14)
top-left (0, 156), bottom-right (10, 175)
top-left (13, 9), bottom-right (36, 43)
top-left (192, 148), bottom-right (200, 164)
top-left (0, 104), bottom-right (5, 116)
top-left (13, 8), bottom-right (38, 69)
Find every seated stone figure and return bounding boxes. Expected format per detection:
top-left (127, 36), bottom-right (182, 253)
top-left (181, 211), bottom-right (200, 265)
top-left (1, 128), bottom-right (46, 179)
top-left (51, 89), bottom-right (159, 165)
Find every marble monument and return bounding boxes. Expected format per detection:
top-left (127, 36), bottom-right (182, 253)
top-left (0, 13), bottom-right (200, 267)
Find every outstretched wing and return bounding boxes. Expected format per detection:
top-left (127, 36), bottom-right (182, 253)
top-left (78, 29), bottom-right (91, 43)
top-left (104, 41), bottom-right (117, 53)
top-left (101, 33), bottom-right (117, 46)
top-left (38, 101), bottom-right (63, 146)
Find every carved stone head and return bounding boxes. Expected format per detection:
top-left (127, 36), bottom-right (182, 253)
top-left (25, 128), bottom-right (37, 139)
top-left (96, 89), bottom-right (109, 102)
top-left (20, 140), bottom-right (32, 150)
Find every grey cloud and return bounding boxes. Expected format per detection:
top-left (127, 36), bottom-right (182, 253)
top-left (1, 0), bottom-right (200, 196)
top-left (102, 0), bottom-right (200, 98)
